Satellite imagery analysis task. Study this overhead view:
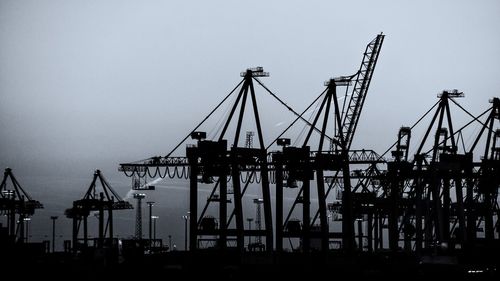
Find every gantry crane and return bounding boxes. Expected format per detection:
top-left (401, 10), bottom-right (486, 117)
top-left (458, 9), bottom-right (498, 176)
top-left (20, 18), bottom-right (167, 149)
top-left (186, 67), bottom-right (274, 252)
top-left (0, 168), bottom-right (43, 243)
top-left (65, 169), bottom-right (132, 253)
top-left (121, 67), bottom-right (277, 253)
top-left (369, 90), bottom-right (500, 256)
top-left (465, 97), bottom-right (500, 248)
top-left (273, 33), bottom-right (385, 253)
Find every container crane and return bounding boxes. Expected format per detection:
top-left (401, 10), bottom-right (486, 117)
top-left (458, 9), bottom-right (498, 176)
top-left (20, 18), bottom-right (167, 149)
top-left (275, 33), bottom-right (384, 253)
top-left (65, 170), bottom-right (132, 253)
top-left (0, 168), bottom-right (43, 243)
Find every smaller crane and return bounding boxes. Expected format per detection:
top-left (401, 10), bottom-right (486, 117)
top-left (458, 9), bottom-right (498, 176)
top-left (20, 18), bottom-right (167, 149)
top-left (65, 170), bottom-right (132, 253)
top-left (0, 168), bottom-right (43, 243)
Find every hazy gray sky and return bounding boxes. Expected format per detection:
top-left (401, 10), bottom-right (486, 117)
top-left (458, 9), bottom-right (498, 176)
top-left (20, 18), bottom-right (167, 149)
top-left (1, 0), bottom-right (500, 175)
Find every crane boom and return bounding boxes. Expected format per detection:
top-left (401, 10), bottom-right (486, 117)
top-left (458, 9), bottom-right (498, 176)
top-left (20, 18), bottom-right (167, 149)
top-left (341, 33), bottom-right (385, 150)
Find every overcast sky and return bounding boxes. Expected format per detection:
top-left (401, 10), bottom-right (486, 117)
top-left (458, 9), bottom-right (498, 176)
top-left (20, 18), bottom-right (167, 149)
top-left (1, 0), bottom-right (500, 176)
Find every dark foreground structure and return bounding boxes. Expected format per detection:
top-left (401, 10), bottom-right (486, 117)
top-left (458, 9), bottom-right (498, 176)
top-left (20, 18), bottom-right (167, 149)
top-left (0, 247), bottom-right (498, 280)
top-left (1, 34), bottom-right (499, 280)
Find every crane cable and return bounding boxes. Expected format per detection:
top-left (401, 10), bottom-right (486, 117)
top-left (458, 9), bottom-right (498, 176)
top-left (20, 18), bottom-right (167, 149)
top-left (163, 79), bottom-right (245, 159)
top-left (253, 78), bottom-right (339, 149)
